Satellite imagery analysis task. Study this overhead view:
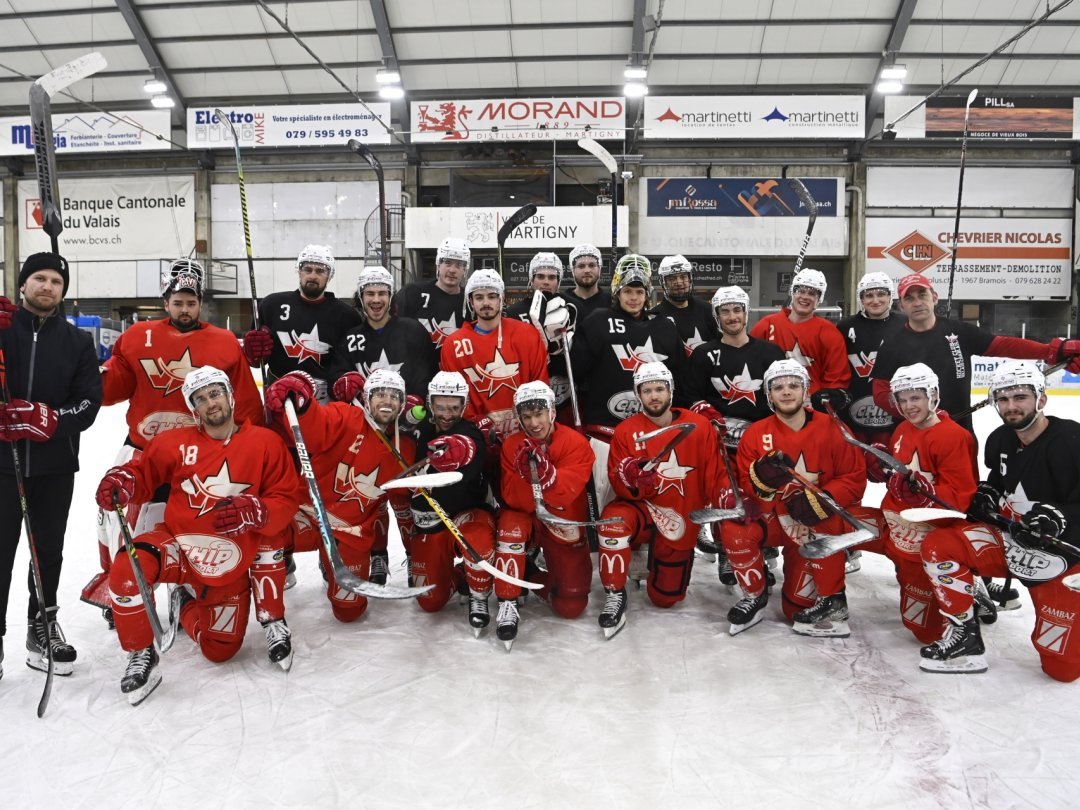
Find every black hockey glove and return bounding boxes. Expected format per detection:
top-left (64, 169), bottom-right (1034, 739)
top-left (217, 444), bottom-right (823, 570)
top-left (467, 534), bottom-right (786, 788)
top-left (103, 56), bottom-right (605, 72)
top-left (809, 388), bottom-right (851, 414)
top-left (1015, 503), bottom-right (1067, 551)
top-left (968, 482), bottom-right (1001, 525)
top-left (748, 450), bottom-right (795, 497)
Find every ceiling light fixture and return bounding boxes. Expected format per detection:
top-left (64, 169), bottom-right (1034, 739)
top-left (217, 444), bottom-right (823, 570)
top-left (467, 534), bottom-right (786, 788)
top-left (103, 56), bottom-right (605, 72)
top-left (624, 64), bottom-right (648, 80)
top-left (143, 78), bottom-right (167, 94)
top-left (875, 80), bottom-right (904, 94)
top-left (375, 68), bottom-right (401, 84)
top-left (880, 64), bottom-right (907, 80)
top-left (378, 85), bottom-right (405, 100)
top-left (623, 80), bottom-right (649, 98)
top-left (150, 94), bottom-right (175, 108)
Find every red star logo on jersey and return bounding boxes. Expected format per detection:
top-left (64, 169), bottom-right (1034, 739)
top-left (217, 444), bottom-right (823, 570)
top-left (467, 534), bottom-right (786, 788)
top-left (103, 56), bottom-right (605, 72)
top-left (334, 462), bottom-right (388, 507)
top-left (180, 461), bottom-right (253, 516)
top-left (1002, 482), bottom-right (1033, 523)
top-left (848, 350), bottom-right (876, 378)
top-left (778, 453), bottom-right (818, 499)
top-left (714, 363), bottom-right (762, 406)
top-left (904, 449), bottom-right (935, 485)
top-left (140, 348), bottom-right (196, 395)
top-left (421, 316), bottom-right (460, 349)
top-left (655, 448), bottom-right (695, 496)
top-left (787, 341), bottom-right (814, 368)
top-left (683, 327), bottom-right (706, 357)
top-left (464, 349), bottom-right (521, 397)
top-left (612, 337), bottom-right (669, 372)
top-left (278, 324), bottom-right (330, 364)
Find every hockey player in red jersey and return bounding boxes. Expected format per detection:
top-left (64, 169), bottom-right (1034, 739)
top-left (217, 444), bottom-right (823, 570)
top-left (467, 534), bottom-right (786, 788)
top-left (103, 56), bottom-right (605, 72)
top-left (440, 268), bottom-right (549, 440)
top-left (493, 381), bottom-right (596, 650)
top-left (595, 362), bottom-right (726, 638)
top-left (749, 268), bottom-right (850, 400)
top-left (919, 361), bottom-right (1080, 679)
top-left (84, 261), bottom-right (266, 624)
top-left (721, 359), bottom-right (874, 637)
top-left (264, 368), bottom-right (417, 623)
top-left (97, 366), bottom-right (300, 705)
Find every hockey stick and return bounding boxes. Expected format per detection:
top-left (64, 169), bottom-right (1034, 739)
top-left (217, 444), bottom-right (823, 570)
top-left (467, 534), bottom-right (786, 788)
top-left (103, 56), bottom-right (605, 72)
top-left (939, 89), bottom-right (979, 320)
top-left (690, 422), bottom-right (746, 545)
top-left (638, 421), bottom-right (695, 472)
top-left (528, 455), bottom-right (622, 528)
top-left (284, 399), bottom-right (433, 599)
top-left (113, 497), bottom-right (167, 651)
top-left (497, 204), bottom-right (538, 278)
top-left (347, 139), bottom-right (388, 266)
top-left (372, 426), bottom-right (542, 589)
top-left (780, 465), bottom-right (878, 559)
top-left (29, 52), bottom-right (107, 254)
top-left (577, 138), bottom-right (619, 273)
top-left (380, 471), bottom-right (463, 490)
top-left (782, 172), bottom-right (818, 276)
top-left (215, 110), bottom-right (262, 333)
top-left (1064, 573), bottom-right (1080, 592)
top-left (899, 506), bottom-right (1080, 557)
top-left (949, 359), bottom-right (1067, 422)
top-left (561, 331), bottom-right (602, 549)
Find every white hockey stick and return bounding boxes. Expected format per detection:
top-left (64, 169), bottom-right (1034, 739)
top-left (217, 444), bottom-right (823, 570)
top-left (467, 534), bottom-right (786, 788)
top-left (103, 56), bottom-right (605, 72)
top-left (380, 471), bottom-right (463, 490)
top-left (577, 138), bottom-right (620, 272)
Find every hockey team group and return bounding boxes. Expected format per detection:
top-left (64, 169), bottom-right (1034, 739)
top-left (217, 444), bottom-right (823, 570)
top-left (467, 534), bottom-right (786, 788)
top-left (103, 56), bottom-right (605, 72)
top-left (1, 238), bottom-right (1080, 709)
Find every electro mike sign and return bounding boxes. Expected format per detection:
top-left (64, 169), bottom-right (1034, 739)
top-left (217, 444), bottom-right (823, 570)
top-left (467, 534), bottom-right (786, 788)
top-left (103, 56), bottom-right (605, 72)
top-left (187, 103), bottom-right (393, 147)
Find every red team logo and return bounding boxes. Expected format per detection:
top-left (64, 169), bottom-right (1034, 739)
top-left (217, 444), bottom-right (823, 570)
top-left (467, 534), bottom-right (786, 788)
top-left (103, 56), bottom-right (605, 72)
top-left (278, 325), bottom-right (330, 364)
top-left (180, 461), bottom-right (253, 516)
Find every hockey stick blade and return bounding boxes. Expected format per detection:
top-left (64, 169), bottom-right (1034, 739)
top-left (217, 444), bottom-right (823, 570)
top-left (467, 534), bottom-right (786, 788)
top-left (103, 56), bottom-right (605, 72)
top-left (347, 138), bottom-right (381, 171)
top-left (1063, 573), bottom-right (1080, 593)
top-left (577, 137), bottom-right (618, 173)
top-left (689, 507), bottom-right (745, 525)
top-left (497, 204), bottom-right (538, 247)
top-left (380, 471), bottom-right (463, 490)
top-left (800, 528), bottom-right (876, 559)
top-left (34, 52), bottom-right (107, 98)
top-left (900, 507), bottom-right (968, 522)
top-left (639, 421), bottom-right (695, 472)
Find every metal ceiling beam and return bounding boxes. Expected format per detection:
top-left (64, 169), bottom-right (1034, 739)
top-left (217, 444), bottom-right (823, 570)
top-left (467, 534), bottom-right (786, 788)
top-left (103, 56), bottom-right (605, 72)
top-left (863, 0), bottom-right (919, 141)
top-left (114, 0), bottom-right (185, 128)
top-left (367, 0), bottom-right (409, 143)
top-left (624, 0), bottom-right (648, 153)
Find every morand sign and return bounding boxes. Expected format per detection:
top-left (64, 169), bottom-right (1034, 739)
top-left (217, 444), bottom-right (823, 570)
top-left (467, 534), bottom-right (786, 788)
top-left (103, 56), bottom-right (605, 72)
top-left (410, 97), bottom-right (625, 142)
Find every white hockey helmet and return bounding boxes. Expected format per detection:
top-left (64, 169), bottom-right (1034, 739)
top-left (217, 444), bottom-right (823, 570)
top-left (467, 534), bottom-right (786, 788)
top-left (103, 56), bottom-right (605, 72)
top-left (296, 244), bottom-right (335, 279)
top-left (890, 363), bottom-right (940, 412)
top-left (364, 368), bottom-right (406, 407)
top-left (162, 258), bottom-right (204, 299)
top-left (633, 361), bottom-right (674, 397)
top-left (989, 360), bottom-right (1047, 403)
top-left (763, 358), bottom-right (810, 410)
top-left (514, 380), bottom-right (556, 419)
top-left (711, 286), bottom-right (750, 323)
top-left (611, 253), bottom-right (653, 296)
top-left (569, 244), bottom-right (602, 267)
top-left (464, 268), bottom-right (505, 300)
top-left (857, 271), bottom-right (895, 302)
top-left (436, 236), bottom-right (471, 268)
top-left (181, 365), bottom-right (233, 415)
top-left (658, 254), bottom-right (694, 302)
top-left (427, 370), bottom-right (469, 404)
top-left (357, 265), bottom-right (394, 295)
top-left (791, 268), bottom-right (827, 299)
top-left (528, 252), bottom-right (564, 282)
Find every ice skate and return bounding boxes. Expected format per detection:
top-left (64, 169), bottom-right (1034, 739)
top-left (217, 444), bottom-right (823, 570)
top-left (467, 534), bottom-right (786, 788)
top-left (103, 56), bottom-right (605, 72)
top-left (262, 618), bottom-right (293, 671)
top-left (717, 552), bottom-right (736, 593)
top-left (985, 577), bottom-right (1021, 610)
top-left (791, 591), bottom-right (850, 638)
top-left (468, 592), bottom-right (490, 638)
top-left (496, 599), bottom-right (519, 651)
top-left (764, 545), bottom-right (779, 570)
top-left (26, 608), bottom-right (76, 676)
top-left (162, 584), bottom-right (194, 653)
top-left (920, 614), bottom-right (987, 674)
top-left (598, 587), bottom-right (627, 639)
top-left (368, 550), bottom-right (390, 586)
top-left (728, 590), bottom-right (768, 636)
top-left (121, 646), bottom-right (162, 706)
top-left (974, 578), bottom-right (998, 626)
top-left (845, 549), bottom-right (862, 574)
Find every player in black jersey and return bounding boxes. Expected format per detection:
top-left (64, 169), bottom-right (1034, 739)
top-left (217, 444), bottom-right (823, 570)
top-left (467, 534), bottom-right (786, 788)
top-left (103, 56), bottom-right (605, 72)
top-left (562, 244), bottom-right (613, 321)
top-left (394, 236), bottom-right (471, 350)
top-left (834, 272), bottom-right (907, 442)
top-left (243, 244), bottom-right (361, 401)
top-left (333, 266), bottom-right (437, 399)
top-left (650, 254), bottom-right (719, 357)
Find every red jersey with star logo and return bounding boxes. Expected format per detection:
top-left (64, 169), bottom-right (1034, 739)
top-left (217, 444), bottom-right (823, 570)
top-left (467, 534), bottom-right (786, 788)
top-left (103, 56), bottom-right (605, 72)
top-left (749, 309), bottom-right (850, 394)
top-left (102, 318), bottom-right (265, 447)
top-left (608, 409), bottom-right (726, 550)
top-left (500, 424), bottom-right (594, 522)
top-left (119, 422), bottom-right (299, 586)
top-left (881, 415), bottom-right (977, 516)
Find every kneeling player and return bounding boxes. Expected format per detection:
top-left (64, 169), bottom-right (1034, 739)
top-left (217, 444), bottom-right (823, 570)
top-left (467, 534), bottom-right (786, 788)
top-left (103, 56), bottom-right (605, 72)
top-left (596, 362), bottom-right (724, 638)
top-left (493, 382), bottom-right (596, 650)
top-left (98, 367), bottom-right (299, 705)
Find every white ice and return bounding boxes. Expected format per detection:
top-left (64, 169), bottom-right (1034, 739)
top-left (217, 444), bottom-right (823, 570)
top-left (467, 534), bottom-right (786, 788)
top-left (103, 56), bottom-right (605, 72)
top-left (2, 397), bottom-right (1080, 809)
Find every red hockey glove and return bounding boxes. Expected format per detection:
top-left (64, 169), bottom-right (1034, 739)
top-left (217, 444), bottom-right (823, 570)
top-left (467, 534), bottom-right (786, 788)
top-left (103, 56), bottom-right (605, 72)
top-left (782, 487), bottom-right (835, 527)
top-left (689, 400), bottom-right (726, 436)
top-left (428, 434), bottom-right (476, 472)
top-left (1049, 337), bottom-right (1080, 374)
top-left (0, 296), bottom-right (16, 330)
top-left (865, 444), bottom-right (892, 484)
top-left (0, 399), bottom-right (57, 442)
top-left (331, 371), bottom-right (366, 404)
top-left (887, 470), bottom-right (936, 508)
top-left (475, 415), bottom-right (501, 448)
top-left (212, 495), bottom-right (268, 535)
top-left (96, 466), bottom-right (136, 510)
top-left (265, 372), bottom-right (316, 416)
top-left (810, 388), bottom-right (851, 414)
top-left (748, 450), bottom-right (795, 497)
top-left (616, 456), bottom-right (660, 496)
top-left (514, 440), bottom-right (556, 490)
top-left (718, 487), bottom-right (761, 523)
top-left (403, 394), bottom-right (427, 426)
top-left (242, 326), bottom-right (274, 367)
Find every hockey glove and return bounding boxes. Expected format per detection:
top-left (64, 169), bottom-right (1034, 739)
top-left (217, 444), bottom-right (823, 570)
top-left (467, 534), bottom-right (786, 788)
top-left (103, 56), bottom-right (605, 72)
top-left (403, 394), bottom-right (427, 427)
top-left (1015, 503), bottom-right (1067, 550)
top-left (265, 372), bottom-right (316, 416)
top-left (748, 450), bottom-right (795, 497)
top-left (427, 434), bottom-right (476, 472)
top-left (475, 415), bottom-right (501, 448)
top-left (0, 399), bottom-right (57, 442)
top-left (514, 440), bottom-right (556, 490)
top-left (0, 296), bottom-right (15, 330)
top-left (782, 487), bottom-right (835, 527)
top-left (689, 400), bottom-right (727, 436)
top-left (864, 444), bottom-right (892, 483)
top-left (616, 456), bottom-right (660, 497)
top-left (810, 388), bottom-right (851, 414)
top-left (718, 487), bottom-right (761, 523)
top-left (96, 466), bottom-right (137, 510)
top-left (213, 495), bottom-right (268, 536)
top-left (242, 326), bottom-right (274, 367)
top-left (968, 482), bottom-right (1002, 524)
top-left (529, 291), bottom-right (575, 354)
top-left (331, 371), bottom-right (366, 404)
top-left (1049, 337), bottom-right (1080, 374)
top-left (886, 470), bottom-right (936, 508)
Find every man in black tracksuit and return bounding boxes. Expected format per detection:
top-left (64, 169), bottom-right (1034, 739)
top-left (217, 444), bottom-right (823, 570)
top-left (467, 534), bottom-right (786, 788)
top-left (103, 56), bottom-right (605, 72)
top-left (0, 252), bottom-right (102, 679)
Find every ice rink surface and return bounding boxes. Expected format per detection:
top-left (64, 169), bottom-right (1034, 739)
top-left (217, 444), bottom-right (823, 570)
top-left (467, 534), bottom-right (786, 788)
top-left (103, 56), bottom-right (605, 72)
top-left (2, 397), bottom-right (1080, 809)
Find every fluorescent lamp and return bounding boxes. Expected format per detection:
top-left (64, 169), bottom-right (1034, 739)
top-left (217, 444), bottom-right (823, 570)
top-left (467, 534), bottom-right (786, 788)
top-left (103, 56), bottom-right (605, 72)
top-left (876, 80), bottom-right (903, 94)
top-left (624, 65), bottom-right (648, 80)
top-left (880, 64), bottom-right (907, 80)
top-left (150, 94), bottom-right (175, 108)
top-left (623, 80), bottom-right (649, 98)
top-left (379, 85), bottom-right (405, 100)
top-left (143, 78), bottom-right (167, 94)
top-left (376, 69), bottom-right (401, 84)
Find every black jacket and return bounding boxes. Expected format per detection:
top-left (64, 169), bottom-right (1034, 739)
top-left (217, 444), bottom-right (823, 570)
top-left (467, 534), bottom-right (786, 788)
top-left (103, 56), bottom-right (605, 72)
top-left (0, 306), bottom-right (102, 477)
